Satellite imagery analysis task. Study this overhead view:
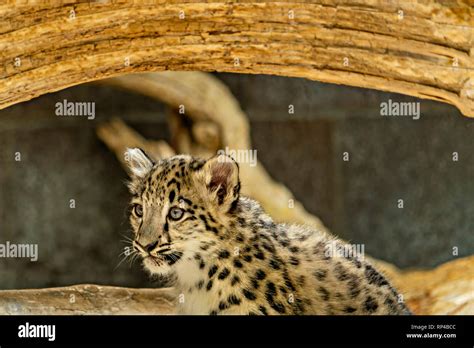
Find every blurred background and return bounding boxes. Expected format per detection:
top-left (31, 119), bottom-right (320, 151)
top-left (0, 73), bottom-right (473, 289)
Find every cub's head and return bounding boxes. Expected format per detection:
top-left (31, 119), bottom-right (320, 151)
top-left (125, 148), bottom-right (240, 276)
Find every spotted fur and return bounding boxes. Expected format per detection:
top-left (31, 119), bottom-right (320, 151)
top-left (126, 148), bottom-right (411, 315)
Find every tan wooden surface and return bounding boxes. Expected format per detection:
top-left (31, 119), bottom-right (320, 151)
top-left (0, 1), bottom-right (473, 115)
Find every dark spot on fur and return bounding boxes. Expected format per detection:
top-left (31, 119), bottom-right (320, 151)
top-left (265, 282), bottom-right (285, 314)
top-left (199, 214), bottom-right (211, 230)
top-left (314, 269), bottom-right (327, 281)
top-left (364, 296), bottom-right (379, 313)
top-left (243, 289), bottom-right (257, 300)
top-left (256, 269), bottom-right (266, 280)
top-left (228, 294), bottom-right (241, 306)
top-left (289, 246), bottom-right (300, 253)
top-left (237, 217), bottom-right (247, 227)
top-left (283, 271), bottom-right (296, 292)
top-left (167, 178), bottom-right (178, 187)
top-left (206, 280), bottom-right (213, 291)
top-left (289, 256), bottom-right (300, 266)
top-left (218, 250), bottom-right (230, 259)
top-left (254, 251), bottom-right (265, 260)
top-left (243, 255), bottom-right (252, 262)
top-left (344, 306), bottom-right (357, 313)
top-left (218, 268), bottom-right (230, 280)
top-left (197, 280), bottom-right (204, 289)
top-left (348, 279), bottom-right (361, 298)
top-left (266, 282), bottom-right (277, 296)
top-left (335, 264), bottom-right (350, 281)
top-left (269, 258), bottom-right (281, 270)
top-left (200, 243), bottom-right (210, 251)
top-left (251, 279), bottom-right (260, 289)
top-left (268, 300), bottom-right (286, 314)
top-left (344, 253), bottom-right (362, 269)
top-left (208, 265), bottom-right (218, 278)
top-left (216, 187), bottom-right (226, 205)
top-left (365, 264), bottom-right (389, 287)
top-left (233, 259), bottom-right (243, 268)
top-left (259, 306), bottom-right (268, 315)
top-left (318, 286), bottom-right (330, 301)
top-left (219, 301), bottom-right (229, 310)
top-left (262, 243), bottom-right (275, 253)
top-left (231, 275), bottom-right (240, 286)
top-left (168, 190), bottom-right (176, 203)
top-left (207, 214), bottom-right (216, 223)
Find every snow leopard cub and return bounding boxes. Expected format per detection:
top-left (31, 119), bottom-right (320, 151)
top-left (126, 148), bottom-right (411, 315)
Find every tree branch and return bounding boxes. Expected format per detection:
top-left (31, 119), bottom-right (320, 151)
top-left (1, 1), bottom-right (472, 115)
top-left (98, 72), bottom-right (327, 231)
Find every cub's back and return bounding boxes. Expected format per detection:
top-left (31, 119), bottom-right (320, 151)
top-left (275, 224), bottom-right (411, 315)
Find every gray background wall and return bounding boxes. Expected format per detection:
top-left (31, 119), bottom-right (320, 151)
top-left (0, 73), bottom-right (472, 289)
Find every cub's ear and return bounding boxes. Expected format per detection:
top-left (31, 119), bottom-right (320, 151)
top-left (125, 148), bottom-right (155, 179)
top-left (200, 154), bottom-right (240, 210)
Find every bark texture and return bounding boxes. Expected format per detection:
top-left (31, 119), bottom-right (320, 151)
top-left (0, 1), bottom-right (473, 115)
top-left (0, 285), bottom-right (176, 315)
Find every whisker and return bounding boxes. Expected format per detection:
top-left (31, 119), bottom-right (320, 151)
top-left (120, 234), bottom-right (134, 242)
top-left (115, 252), bottom-right (131, 270)
top-left (129, 252), bottom-right (140, 268)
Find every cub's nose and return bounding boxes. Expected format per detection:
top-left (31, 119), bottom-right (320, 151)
top-left (145, 241), bottom-right (159, 253)
top-left (134, 240), bottom-right (159, 253)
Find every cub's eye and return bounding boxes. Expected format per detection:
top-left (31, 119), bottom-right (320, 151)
top-left (133, 204), bottom-right (143, 218)
top-left (169, 207), bottom-right (184, 221)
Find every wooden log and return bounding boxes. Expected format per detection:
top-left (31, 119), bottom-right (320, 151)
top-left (0, 256), bottom-right (472, 315)
top-left (0, 1), bottom-right (473, 116)
top-left (377, 256), bottom-right (474, 315)
top-left (0, 285), bottom-right (175, 315)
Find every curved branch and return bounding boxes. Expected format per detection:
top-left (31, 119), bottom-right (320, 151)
top-left (0, 1), bottom-right (473, 116)
top-left (98, 71), bottom-right (327, 231)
